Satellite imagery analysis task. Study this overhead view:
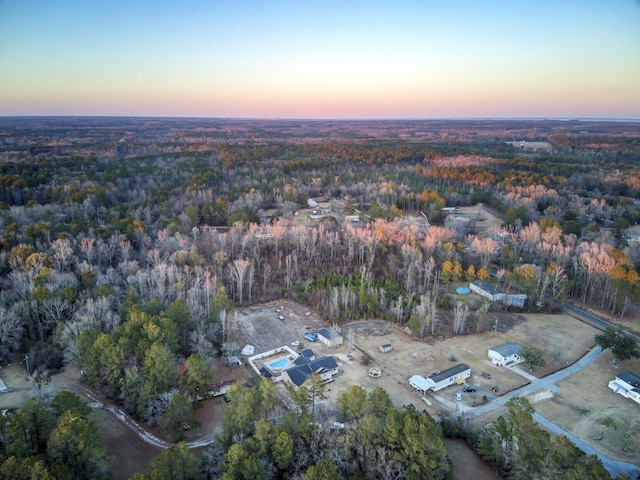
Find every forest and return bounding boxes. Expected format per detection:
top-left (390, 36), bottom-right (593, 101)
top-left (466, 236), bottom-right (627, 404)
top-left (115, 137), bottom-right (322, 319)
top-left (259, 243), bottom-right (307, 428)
top-left (0, 117), bottom-right (638, 479)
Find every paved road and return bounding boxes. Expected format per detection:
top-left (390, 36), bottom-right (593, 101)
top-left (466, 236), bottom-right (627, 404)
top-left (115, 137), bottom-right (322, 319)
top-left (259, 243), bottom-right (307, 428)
top-left (563, 303), bottom-right (640, 343)
top-left (533, 412), bottom-right (640, 479)
top-left (436, 346), bottom-right (640, 478)
top-left (468, 346), bottom-right (603, 418)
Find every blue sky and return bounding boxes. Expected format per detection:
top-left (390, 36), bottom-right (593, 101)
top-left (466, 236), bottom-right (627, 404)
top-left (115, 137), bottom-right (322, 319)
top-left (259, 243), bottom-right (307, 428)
top-left (1, 1), bottom-right (639, 118)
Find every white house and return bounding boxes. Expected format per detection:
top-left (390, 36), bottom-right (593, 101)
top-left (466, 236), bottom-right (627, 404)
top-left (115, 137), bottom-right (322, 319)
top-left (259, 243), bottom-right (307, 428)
top-left (488, 342), bottom-right (524, 367)
top-left (409, 364), bottom-right (471, 393)
top-left (608, 371), bottom-right (640, 405)
top-left (318, 328), bottom-right (343, 348)
top-left (426, 363), bottom-right (471, 391)
top-left (470, 280), bottom-right (502, 301)
top-left (469, 280), bottom-right (527, 308)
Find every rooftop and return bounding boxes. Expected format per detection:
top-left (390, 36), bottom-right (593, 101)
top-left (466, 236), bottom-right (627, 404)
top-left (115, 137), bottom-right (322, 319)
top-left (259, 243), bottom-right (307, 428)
top-left (617, 370), bottom-right (640, 389)
top-left (318, 328), bottom-right (341, 340)
top-left (491, 342), bottom-right (522, 357)
top-left (428, 363), bottom-right (470, 383)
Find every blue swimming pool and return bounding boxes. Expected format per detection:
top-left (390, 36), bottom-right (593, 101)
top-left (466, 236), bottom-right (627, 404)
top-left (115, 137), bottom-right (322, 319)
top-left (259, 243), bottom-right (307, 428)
top-left (268, 358), bottom-right (289, 370)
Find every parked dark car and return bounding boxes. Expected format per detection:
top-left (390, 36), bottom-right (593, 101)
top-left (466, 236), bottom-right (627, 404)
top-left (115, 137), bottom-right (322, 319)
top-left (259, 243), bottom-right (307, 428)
top-left (463, 386), bottom-right (476, 393)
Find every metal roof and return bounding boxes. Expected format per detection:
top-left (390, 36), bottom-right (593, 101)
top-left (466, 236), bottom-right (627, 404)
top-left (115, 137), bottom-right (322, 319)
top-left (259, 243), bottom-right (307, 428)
top-left (618, 370), bottom-right (640, 388)
top-left (490, 342), bottom-right (522, 357)
top-left (318, 328), bottom-right (341, 340)
top-left (428, 363), bottom-right (471, 383)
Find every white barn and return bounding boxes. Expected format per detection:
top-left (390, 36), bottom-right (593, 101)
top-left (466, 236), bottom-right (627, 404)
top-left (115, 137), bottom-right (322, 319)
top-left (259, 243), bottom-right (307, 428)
top-left (608, 371), bottom-right (640, 405)
top-left (318, 328), bottom-right (343, 348)
top-left (488, 342), bottom-right (524, 367)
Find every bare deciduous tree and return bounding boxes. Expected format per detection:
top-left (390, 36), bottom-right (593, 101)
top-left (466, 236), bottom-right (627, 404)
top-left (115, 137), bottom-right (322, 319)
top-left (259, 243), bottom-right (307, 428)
top-left (453, 300), bottom-right (469, 334)
top-left (0, 306), bottom-right (23, 358)
top-left (228, 258), bottom-right (251, 304)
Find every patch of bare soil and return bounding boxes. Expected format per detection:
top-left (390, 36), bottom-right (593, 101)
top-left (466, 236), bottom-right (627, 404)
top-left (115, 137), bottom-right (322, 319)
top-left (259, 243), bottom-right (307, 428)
top-left (93, 409), bottom-right (162, 480)
top-left (457, 204), bottom-right (504, 231)
top-left (532, 351), bottom-right (640, 466)
top-left (444, 438), bottom-right (502, 480)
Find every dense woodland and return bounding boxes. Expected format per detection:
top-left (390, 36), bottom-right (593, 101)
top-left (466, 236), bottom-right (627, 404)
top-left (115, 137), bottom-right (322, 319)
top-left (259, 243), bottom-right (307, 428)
top-left (0, 117), bottom-right (638, 478)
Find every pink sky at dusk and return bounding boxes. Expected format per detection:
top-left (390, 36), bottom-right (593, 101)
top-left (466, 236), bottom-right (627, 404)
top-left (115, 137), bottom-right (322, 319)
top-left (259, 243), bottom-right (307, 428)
top-left (1, 1), bottom-right (639, 119)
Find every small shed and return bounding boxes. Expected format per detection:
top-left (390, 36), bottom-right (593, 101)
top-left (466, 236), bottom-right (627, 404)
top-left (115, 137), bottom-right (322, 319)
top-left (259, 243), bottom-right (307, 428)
top-left (226, 356), bottom-right (242, 367)
top-left (318, 328), bottom-right (344, 348)
top-left (379, 343), bottom-right (393, 353)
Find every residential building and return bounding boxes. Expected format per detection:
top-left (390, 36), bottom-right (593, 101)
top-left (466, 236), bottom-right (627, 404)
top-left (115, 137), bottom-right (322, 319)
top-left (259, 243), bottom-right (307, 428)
top-left (608, 371), bottom-right (640, 405)
top-left (281, 356), bottom-right (339, 387)
top-left (488, 342), bottom-right (524, 366)
top-left (318, 328), bottom-right (343, 348)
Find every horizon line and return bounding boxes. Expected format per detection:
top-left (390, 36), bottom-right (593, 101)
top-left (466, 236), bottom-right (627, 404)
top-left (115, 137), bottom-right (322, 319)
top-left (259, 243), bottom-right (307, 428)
top-left (1, 115), bottom-right (639, 123)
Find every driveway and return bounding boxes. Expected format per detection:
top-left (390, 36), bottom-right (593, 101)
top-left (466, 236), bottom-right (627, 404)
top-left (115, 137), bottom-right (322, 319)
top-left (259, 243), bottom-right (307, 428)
top-left (435, 346), bottom-right (640, 478)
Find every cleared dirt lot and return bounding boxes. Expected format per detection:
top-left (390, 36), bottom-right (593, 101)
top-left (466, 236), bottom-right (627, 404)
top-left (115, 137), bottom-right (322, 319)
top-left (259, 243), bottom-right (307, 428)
top-left (456, 203), bottom-right (503, 231)
top-left (237, 302), bottom-right (640, 467)
top-left (236, 304), bottom-right (598, 412)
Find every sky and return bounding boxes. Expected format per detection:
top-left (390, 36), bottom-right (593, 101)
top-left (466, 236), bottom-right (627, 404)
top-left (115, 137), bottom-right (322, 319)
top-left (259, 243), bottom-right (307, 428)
top-left (1, 1), bottom-right (639, 119)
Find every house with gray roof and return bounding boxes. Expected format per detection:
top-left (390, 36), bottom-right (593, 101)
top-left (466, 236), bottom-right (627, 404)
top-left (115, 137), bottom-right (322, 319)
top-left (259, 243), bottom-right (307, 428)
top-left (470, 280), bottom-right (527, 308)
top-left (488, 342), bottom-right (524, 367)
top-left (318, 328), bottom-right (343, 348)
top-left (427, 363), bottom-right (471, 391)
top-left (281, 355), bottom-right (339, 387)
top-left (608, 370), bottom-right (640, 405)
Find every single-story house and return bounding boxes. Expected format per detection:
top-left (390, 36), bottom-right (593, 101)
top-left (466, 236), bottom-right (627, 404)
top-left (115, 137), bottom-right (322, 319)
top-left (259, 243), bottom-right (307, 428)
top-left (488, 342), bottom-right (524, 367)
top-left (427, 363), bottom-right (471, 391)
top-left (281, 355), bottom-right (339, 387)
top-left (469, 280), bottom-right (502, 301)
top-left (379, 343), bottom-right (393, 353)
top-left (469, 280), bottom-right (527, 308)
top-left (318, 328), bottom-right (344, 348)
top-left (608, 371), bottom-right (640, 405)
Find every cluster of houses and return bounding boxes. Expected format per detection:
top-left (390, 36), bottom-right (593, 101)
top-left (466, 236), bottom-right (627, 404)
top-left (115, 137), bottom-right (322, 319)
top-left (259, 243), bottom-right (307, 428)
top-left (247, 328), bottom-right (344, 388)
top-left (409, 342), bottom-right (524, 395)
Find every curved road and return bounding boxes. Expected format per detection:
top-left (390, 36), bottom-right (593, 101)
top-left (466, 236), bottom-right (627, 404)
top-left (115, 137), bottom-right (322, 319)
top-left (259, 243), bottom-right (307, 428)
top-left (441, 346), bottom-right (640, 479)
top-left (3, 301), bottom-right (638, 476)
top-left (533, 412), bottom-right (640, 479)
